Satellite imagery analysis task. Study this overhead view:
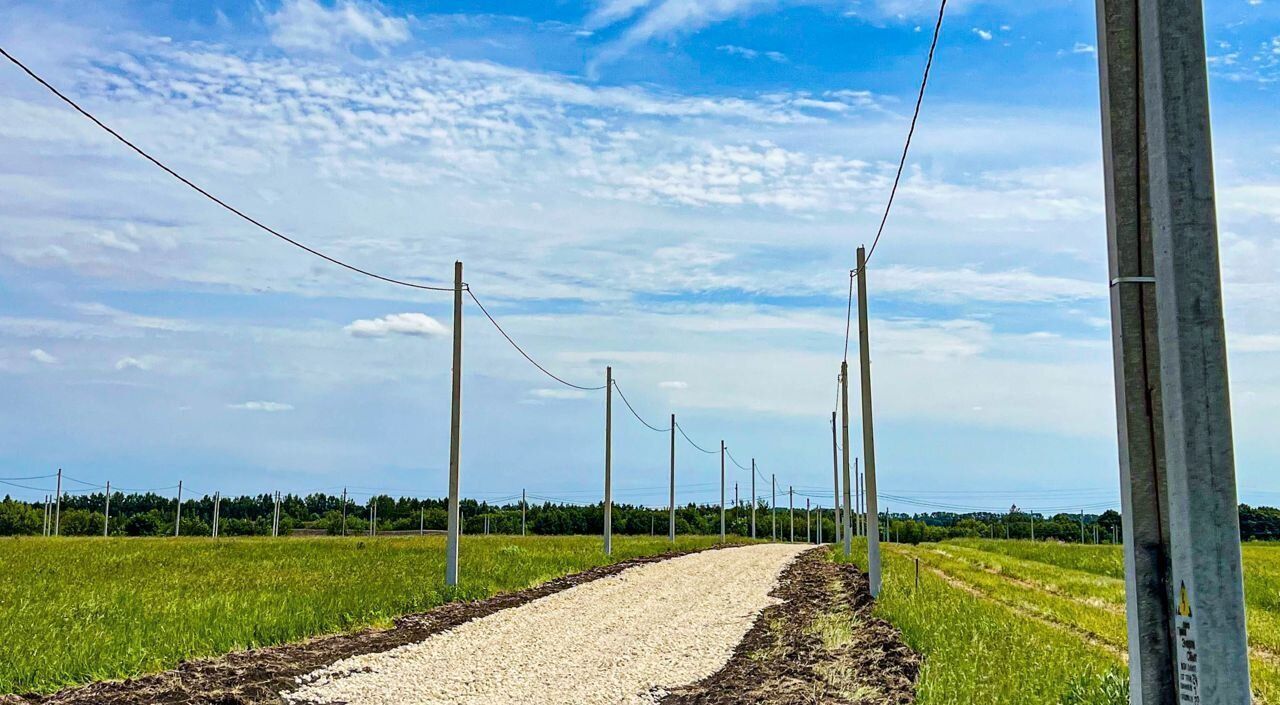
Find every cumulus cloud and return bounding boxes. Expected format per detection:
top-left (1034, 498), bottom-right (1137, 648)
top-left (29, 348), bottom-right (57, 364)
top-left (265, 0), bottom-right (411, 53)
top-left (659, 380), bottom-right (688, 389)
top-left (228, 401), bottom-right (295, 412)
top-left (345, 313), bottom-right (449, 338)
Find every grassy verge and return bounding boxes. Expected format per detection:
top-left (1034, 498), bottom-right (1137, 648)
top-left (0, 534), bottom-right (733, 694)
top-left (835, 539), bottom-right (1280, 704)
top-left (831, 540), bottom-right (1125, 705)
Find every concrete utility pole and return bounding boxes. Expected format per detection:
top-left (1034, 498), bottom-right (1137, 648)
top-left (830, 411), bottom-right (841, 544)
top-left (789, 486), bottom-right (794, 542)
top-left (1097, 1), bottom-right (1251, 701)
top-left (720, 441), bottom-right (726, 542)
top-left (771, 473), bottom-right (776, 541)
top-left (445, 260), bottom-right (463, 587)
top-left (54, 469), bottom-right (62, 536)
top-left (420, 507), bottom-right (425, 535)
top-left (668, 413), bottom-right (676, 542)
top-left (103, 481), bottom-right (110, 537)
top-left (856, 247), bottom-right (882, 597)
top-left (817, 506), bottom-right (823, 544)
top-left (341, 488), bottom-right (348, 537)
top-left (521, 489), bottom-right (527, 536)
top-left (750, 459), bottom-right (757, 539)
top-left (174, 480), bottom-right (183, 537)
top-left (213, 492), bottom-right (221, 538)
top-left (1081, 510), bottom-right (1086, 544)
top-left (734, 482), bottom-right (739, 511)
top-left (856, 467), bottom-right (863, 537)
top-left (806, 497), bottom-right (811, 542)
top-left (839, 363), bottom-right (853, 558)
top-left (604, 366), bottom-right (613, 556)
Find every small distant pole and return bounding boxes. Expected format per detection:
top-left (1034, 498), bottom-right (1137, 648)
top-left (734, 482), bottom-right (739, 510)
top-left (668, 413), bottom-right (676, 543)
top-left (420, 506), bottom-right (425, 535)
top-left (521, 489), bottom-right (527, 536)
top-left (915, 557), bottom-right (920, 590)
top-left (830, 412), bottom-right (841, 544)
top-left (1031, 512), bottom-right (1035, 541)
top-left (43, 495), bottom-right (50, 536)
top-left (650, 514), bottom-right (654, 536)
top-left (840, 364), bottom-right (853, 558)
top-left (174, 480), bottom-right (183, 537)
top-left (54, 469), bottom-right (62, 536)
top-left (372, 498), bottom-right (378, 536)
top-left (806, 497), bottom-right (811, 542)
top-left (750, 459), bottom-right (757, 539)
top-left (103, 481), bottom-right (111, 537)
top-left (341, 488), bottom-right (348, 537)
top-left (719, 441), bottom-right (726, 542)
top-left (213, 491), bottom-right (221, 537)
top-left (789, 486), bottom-right (794, 542)
top-left (367, 503), bottom-right (373, 537)
top-left (771, 473), bottom-right (776, 541)
top-left (817, 506), bottom-right (823, 544)
top-left (1080, 510), bottom-right (1085, 544)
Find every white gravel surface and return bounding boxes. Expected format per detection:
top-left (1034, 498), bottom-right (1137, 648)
top-left (283, 543), bottom-right (808, 705)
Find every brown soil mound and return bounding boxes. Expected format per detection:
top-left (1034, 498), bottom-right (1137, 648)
top-left (660, 547), bottom-right (920, 705)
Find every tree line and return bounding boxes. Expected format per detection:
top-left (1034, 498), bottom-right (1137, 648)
top-left (2, 492), bottom-right (1277, 542)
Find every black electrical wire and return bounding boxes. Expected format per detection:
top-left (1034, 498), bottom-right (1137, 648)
top-left (466, 289), bottom-right (605, 391)
top-left (675, 422), bottom-right (717, 454)
top-left (611, 380), bottom-right (670, 432)
top-left (0, 46), bottom-right (454, 293)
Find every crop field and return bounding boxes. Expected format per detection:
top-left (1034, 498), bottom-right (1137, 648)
top-left (834, 539), bottom-right (1280, 704)
top-left (0, 534), bottom-right (734, 695)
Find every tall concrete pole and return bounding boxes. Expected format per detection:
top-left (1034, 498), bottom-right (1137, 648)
top-left (174, 481), bottom-right (183, 537)
top-left (341, 487), bottom-right (347, 537)
top-left (770, 473), bottom-right (776, 541)
top-left (719, 441), bottom-right (726, 542)
top-left (806, 497), bottom-right (811, 542)
top-left (856, 247), bottom-right (882, 597)
top-left (668, 413), bottom-right (675, 542)
top-left (604, 366), bottom-right (613, 556)
top-left (750, 459), bottom-right (757, 539)
top-left (789, 486), bottom-right (794, 542)
top-left (521, 489), bottom-right (526, 536)
top-left (830, 412), bottom-right (842, 544)
top-left (817, 506), bottom-right (822, 544)
top-left (53, 469), bottom-right (61, 536)
top-left (103, 481), bottom-right (110, 537)
top-left (839, 363), bottom-right (853, 558)
top-left (445, 260), bottom-right (463, 586)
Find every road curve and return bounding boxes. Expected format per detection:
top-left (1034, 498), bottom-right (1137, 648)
top-left (284, 543), bottom-right (810, 705)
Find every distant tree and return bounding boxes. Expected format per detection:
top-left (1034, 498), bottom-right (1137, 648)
top-left (0, 498), bottom-right (42, 535)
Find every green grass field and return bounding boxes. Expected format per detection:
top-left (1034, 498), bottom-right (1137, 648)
top-left (834, 538), bottom-right (1280, 705)
top-left (0, 534), bottom-right (733, 695)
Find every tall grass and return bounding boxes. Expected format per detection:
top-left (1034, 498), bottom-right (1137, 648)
top-left (862, 539), bottom-right (1280, 703)
top-left (0, 534), bottom-right (731, 694)
top-left (831, 540), bottom-right (1125, 705)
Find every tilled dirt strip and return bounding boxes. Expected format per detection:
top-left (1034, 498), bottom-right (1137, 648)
top-left (4, 547), bottom-right (722, 705)
top-left (284, 544), bottom-right (809, 705)
top-left (661, 548), bottom-right (919, 705)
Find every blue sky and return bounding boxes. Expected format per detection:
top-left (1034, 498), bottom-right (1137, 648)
top-left (1, 0), bottom-right (1278, 514)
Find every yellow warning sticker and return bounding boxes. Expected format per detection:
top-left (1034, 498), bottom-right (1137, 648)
top-left (1178, 581), bottom-right (1193, 618)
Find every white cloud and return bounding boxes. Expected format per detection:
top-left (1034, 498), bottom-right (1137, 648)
top-left (115, 356), bottom-right (155, 371)
top-left (973, 28), bottom-right (993, 41)
top-left (29, 348), bottom-right (58, 364)
top-left (717, 45), bottom-right (788, 62)
top-left (265, 0), bottom-right (411, 53)
top-left (530, 388), bottom-right (590, 400)
top-left (659, 380), bottom-right (689, 389)
top-left (345, 313), bottom-right (449, 338)
top-left (228, 401), bottom-right (295, 412)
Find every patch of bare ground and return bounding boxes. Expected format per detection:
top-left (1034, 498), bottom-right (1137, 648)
top-left (660, 548), bottom-right (919, 705)
top-left (2, 547), bottom-right (718, 705)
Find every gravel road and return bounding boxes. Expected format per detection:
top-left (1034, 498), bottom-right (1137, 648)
top-left (284, 543), bottom-right (810, 705)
